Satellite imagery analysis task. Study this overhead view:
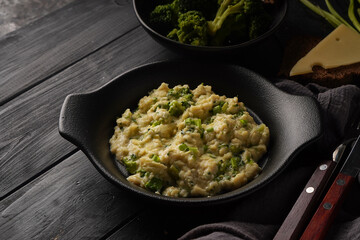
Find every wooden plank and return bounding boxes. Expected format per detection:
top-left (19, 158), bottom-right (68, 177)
top-left (0, 26), bottom-right (176, 199)
top-left (107, 205), bottom-right (224, 240)
top-left (0, 150), bottom-right (144, 239)
top-left (0, 0), bottom-right (139, 105)
top-left (0, 0), bottom-right (76, 37)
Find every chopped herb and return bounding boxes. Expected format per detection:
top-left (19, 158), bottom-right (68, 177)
top-left (151, 119), bottom-right (163, 127)
top-left (179, 143), bottom-right (198, 156)
top-left (155, 102), bottom-right (170, 111)
top-left (185, 118), bottom-right (202, 128)
top-left (122, 158), bottom-right (138, 174)
top-left (183, 93), bottom-right (193, 101)
top-left (179, 143), bottom-right (189, 151)
top-left (211, 101), bottom-right (226, 115)
top-left (206, 127), bottom-right (214, 132)
top-left (200, 128), bottom-right (204, 138)
top-left (217, 159), bottom-right (230, 176)
top-left (215, 175), bottom-right (224, 182)
top-left (188, 146), bottom-right (199, 156)
top-left (185, 118), bottom-right (204, 137)
top-left (181, 100), bottom-right (191, 108)
top-left (145, 177), bottom-right (163, 192)
top-left (138, 169), bottom-right (147, 177)
top-left (169, 101), bottom-right (185, 117)
top-left (230, 157), bottom-right (241, 169)
top-left (247, 159), bottom-right (255, 164)
top-left (205, 117), bottom-right (214, 124)
top-left (167, 87), bottom-right (191, 99)
top-left (151, 154), bottom-right (160, 162)
top-left (229, 145), bottom-right (242, 155)
top-left (240, 119), bottom-right (248, 127)
top-left (221, 102), bottom-right (228, 112)
top-left (212, 105), bottom-right (222, 114)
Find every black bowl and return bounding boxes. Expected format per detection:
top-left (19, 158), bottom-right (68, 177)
top-left (133, 0), bottom-right (288, 55)
top-left (59, 61), bottom-right (322, 206)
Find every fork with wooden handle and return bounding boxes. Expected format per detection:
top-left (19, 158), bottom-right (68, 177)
top-left (300, 135), bottom-right (360, 240)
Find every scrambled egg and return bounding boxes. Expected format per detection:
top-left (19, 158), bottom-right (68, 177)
top-left (110, 83), bottom-right (269, 197)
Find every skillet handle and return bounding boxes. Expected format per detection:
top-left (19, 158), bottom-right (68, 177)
top-left (59, 93), bottom-right (95, 146)
top-left (273, 159), bottom-right (337, 240)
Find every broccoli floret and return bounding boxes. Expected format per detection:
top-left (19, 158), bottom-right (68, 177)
top-left (242, 0), bottom-right (264, 15)
top-left (167, 28), bottom-right (179, 41)
top-left (121, 157), bottom-right (138, 174)
top-left (208, 0), bottom-right (272, 35)
top-left (151, 0), bottom-right (272, 46)
top-left (149, 2), bottom-right (179, 34)
top-left (145, 177), bottom-right (164, 192)
top-left (210, 0), bottom-right (272, 43)
top-left (242, 0), bottom-right (272, 39)
top-left (168, 11), bottom-right (208, 46)
top-left (168, 100), bottom-right (185, 116)
top-left (248, 14), bottom-right (272, 39)
top-left (177, 0), bottom-right (219, 19)
top-left (211, 13), bottom-right (248, 46)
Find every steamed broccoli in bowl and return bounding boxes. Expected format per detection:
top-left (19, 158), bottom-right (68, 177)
top-left (149, 0), bottom-right (273, 46)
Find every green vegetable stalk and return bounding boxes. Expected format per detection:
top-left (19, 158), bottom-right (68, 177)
top-left (208, 0), bottom-right (245, 36)
top-left (299, 0), bottom-right (359, 33)
top-left (349, 0), bottom-right (360, 31)
top-left (325, 0), bottom-right (354, 29)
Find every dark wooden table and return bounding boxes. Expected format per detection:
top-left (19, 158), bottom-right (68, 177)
top-left (0, 0), bottom-right (355, 239)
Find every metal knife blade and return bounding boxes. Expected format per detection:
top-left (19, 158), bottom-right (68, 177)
top-left (339, 135), bottom-right (360, 177)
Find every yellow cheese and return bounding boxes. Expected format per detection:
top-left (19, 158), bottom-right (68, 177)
top-left (290, 24), bottom-right (360, 76)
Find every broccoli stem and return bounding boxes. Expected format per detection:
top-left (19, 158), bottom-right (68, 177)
top-left (216, 0), bottom-right (233, 19)
top-left (349, 0), bottom-right (360, 32)
top-left (208, 0), bottom-right (245, 36)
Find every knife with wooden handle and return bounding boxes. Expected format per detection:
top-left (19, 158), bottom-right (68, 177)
top-left (273, 160), bottom-right (337, 240)
top-left (273, 142), bottom-right (348, 240)
top-left (300, 135), bottom-right (360, 240)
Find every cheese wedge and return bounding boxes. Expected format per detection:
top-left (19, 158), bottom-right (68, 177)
top-left (290, 24), bottom-right (360, 76)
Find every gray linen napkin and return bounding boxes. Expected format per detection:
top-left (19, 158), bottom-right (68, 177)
top-left (179, 80), bottom-right (360, 240)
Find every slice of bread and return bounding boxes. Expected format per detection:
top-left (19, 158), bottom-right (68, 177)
top-left (278, 35), bottom-right (360, 88)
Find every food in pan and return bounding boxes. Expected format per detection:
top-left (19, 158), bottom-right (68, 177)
top-left (109, 83), bottom-right (269, 197)
top-left (149, 0), bottom-right (273, 46)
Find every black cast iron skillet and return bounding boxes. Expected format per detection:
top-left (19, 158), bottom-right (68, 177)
top-left (59, 61), bottom-right (322, 206)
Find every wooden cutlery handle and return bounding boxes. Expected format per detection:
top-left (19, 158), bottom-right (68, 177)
top-left (274, 160), bottom-right (336, 240)
top-left (300, 173), bottom-right (355, 240)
